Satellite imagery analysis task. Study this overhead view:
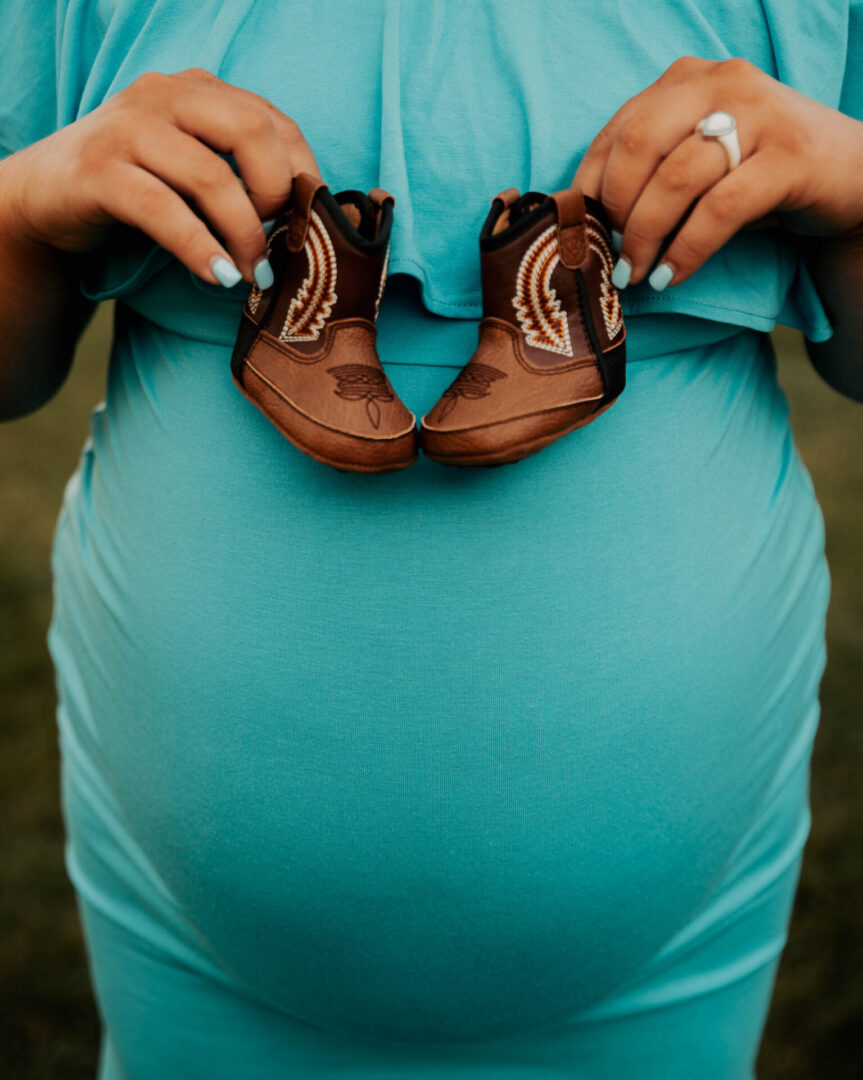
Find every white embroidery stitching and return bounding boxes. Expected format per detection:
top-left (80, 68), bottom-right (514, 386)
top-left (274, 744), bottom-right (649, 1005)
top-left (373, 243), bottom-right (389, 322)
top-left (279, 208), bottom-right (338, 342)
top-left (511, 223), bottom-right (573, 357)
top-left (585, 216), bottom-right (623, 341)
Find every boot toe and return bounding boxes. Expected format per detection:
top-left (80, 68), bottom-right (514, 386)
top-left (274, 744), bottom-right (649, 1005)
top-left (419, 397), bottom-right (614, 467)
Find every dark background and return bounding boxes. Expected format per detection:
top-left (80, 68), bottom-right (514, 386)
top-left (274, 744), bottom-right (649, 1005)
top-left (1, 308), bottom-right (861, 1078)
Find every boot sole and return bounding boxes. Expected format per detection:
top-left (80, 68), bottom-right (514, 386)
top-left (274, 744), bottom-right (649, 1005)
top-left (236, 361), bottom-right (419, 475)
top-left (420, 397), bottom-right (616, 468)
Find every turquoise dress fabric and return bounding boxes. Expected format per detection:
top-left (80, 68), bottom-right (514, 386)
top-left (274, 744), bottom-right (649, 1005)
top-left (2, 1), bottom-right (860, 1076)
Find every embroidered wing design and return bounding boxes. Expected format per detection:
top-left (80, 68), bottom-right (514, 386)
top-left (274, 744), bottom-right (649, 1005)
top-left (279, 208), bottom-right (338, 342)
top-left (511, 224), bottom-right (573, 358)
top-left (585, 217), bottom-right (623, 341)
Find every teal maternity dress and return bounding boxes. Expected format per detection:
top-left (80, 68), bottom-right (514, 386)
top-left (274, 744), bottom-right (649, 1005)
top-left (2, 1), bottom-right (861, 1076)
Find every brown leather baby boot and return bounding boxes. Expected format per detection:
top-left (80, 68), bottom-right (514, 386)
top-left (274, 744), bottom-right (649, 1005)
top-left (231, 172), bottom-right (419, 474)
top-left (419, 185), bottom-right (626, 467)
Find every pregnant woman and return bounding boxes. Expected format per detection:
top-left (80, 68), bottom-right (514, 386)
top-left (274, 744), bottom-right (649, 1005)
top-left (1, 1), bottom-right (861, 1077)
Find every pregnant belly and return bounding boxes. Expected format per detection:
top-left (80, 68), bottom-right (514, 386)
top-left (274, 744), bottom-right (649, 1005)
top-left (48, 296), bottom-right (829, 1042)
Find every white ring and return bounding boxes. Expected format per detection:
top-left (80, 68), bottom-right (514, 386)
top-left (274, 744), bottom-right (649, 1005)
top-left (695, 111), bottom-right (741, 171)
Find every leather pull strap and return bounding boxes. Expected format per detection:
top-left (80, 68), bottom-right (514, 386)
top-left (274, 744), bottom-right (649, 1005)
top-left (487, 187), bottom-right (522, 236)
top-left (285, 172), bottom-right (329, 251)
top-left (368, 187), bottom-right (395, 237)
top-left (368, 187), bottom-right (395, 211)
top-left (491, 187), bottom-right (521, 210)
top-left (551, 186), bottom-right (587, 269)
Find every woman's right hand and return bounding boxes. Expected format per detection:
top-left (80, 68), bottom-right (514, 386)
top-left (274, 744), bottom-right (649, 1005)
top-left (4, 67), bottom-right (322, 288)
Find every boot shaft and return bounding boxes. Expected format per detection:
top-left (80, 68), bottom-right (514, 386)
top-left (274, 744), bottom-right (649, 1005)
top-left (478, 186), bottom-right (625, 392)
top-left (237, 174), bottom-right (394, 359)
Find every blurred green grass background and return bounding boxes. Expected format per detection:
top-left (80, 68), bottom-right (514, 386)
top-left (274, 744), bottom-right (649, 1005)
top-left (0, 307), bottom-right (860, 1078)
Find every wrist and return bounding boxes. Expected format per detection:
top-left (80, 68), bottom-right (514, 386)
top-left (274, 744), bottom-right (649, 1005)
top-left (0, 149), bottom-right (57, 258)
top-left (0, 150), bottom-right (90, 297)
top-left (0, 148), bottom-right (38, 236)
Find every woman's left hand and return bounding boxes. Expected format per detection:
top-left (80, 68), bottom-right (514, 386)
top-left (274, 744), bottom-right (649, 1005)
top-left (572, 56), bottom-right (863, 291)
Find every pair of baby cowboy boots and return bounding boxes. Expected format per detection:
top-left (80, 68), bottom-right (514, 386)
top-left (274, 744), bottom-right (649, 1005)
top-left (230, 172), bottom-right (626, 473)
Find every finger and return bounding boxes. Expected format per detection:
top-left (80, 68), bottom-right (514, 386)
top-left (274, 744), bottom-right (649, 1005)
top-left (599, 81), bottom-right (749, 232)
top-left (99, 161), bottom-right (247, 287)
top-left (644, 147), bottom-right (793, 289)
top-left (619, 131), bottom-right (733, 285)
top-left (572, 95), bottom-right (646, 201)
top-left (573, 117), bottom-right (622, 201)
top-left (128, 120), bottom-right (269, 281)
top-left (175, 67), bottom-right (324, 180)
top-left (573, 57), bottom-right (716, 212)
top-left (165, 87), bottom-right (295, 221)
top-left (169, 68), bottom-right (322, 210)
top-left (215, 85), bottom-right (323, 183)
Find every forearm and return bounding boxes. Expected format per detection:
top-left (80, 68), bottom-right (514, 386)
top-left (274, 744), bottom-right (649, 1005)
top-left (0, 154), bottom-right (95, 421)
top-left (800, 225), bottom-right (863, 404)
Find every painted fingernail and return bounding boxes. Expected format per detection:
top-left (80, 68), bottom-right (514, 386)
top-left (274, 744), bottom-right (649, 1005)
top-left (253, 256), bottom-right (274, 290)
top-left (648, 261), bottom-right (675, 291)
top-left (209, 254), bottom-right (243, 288)
top-left (611, 256), bottom-right (631, 290)
top-left (611, 229), bottom-right (623, 253)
